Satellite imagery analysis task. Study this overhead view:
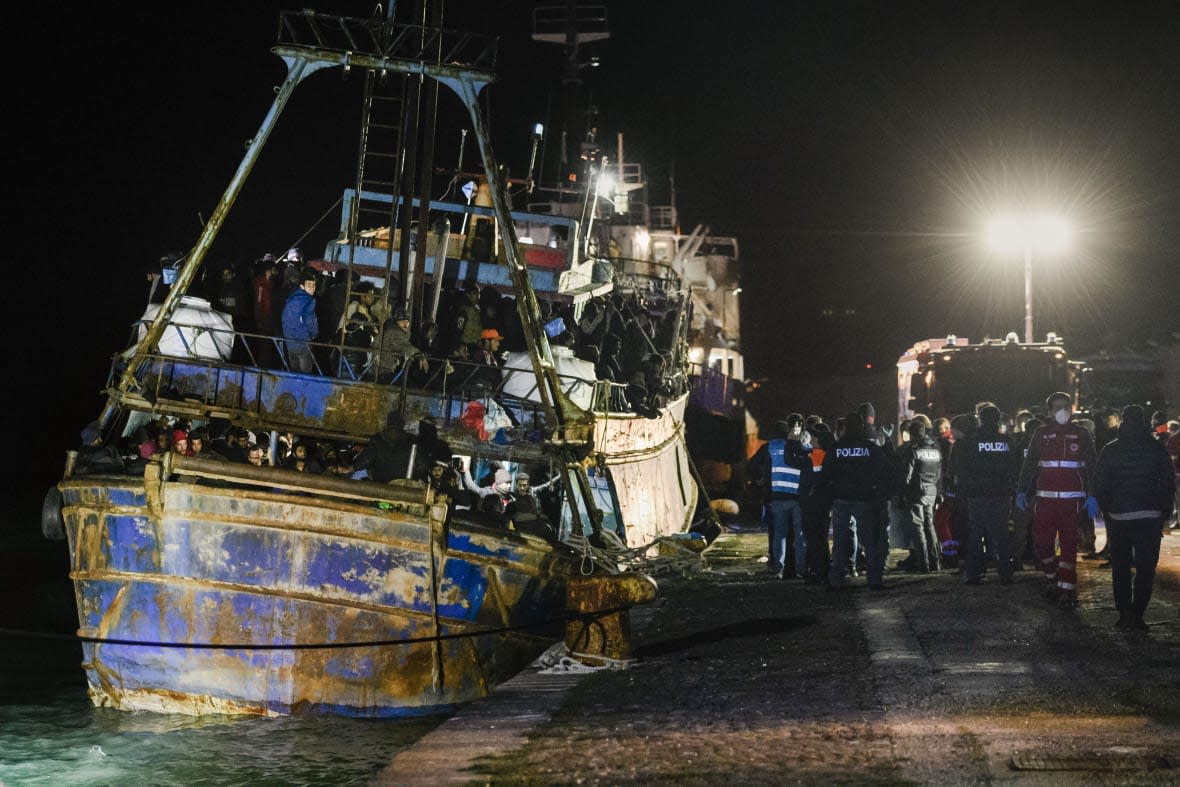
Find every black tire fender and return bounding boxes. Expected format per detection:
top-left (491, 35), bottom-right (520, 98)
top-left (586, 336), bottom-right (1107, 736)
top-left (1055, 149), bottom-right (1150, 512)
top-left (41, 487), bottom-right (66, 542)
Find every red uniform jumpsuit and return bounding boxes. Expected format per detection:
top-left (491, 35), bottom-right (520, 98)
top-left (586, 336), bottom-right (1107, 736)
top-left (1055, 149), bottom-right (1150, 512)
top-left (1020, 422), bottom-right (1096, 598)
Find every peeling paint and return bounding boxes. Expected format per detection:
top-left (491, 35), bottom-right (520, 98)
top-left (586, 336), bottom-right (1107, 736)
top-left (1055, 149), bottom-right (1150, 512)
top-left (59, 477), bottom-right (570, 717)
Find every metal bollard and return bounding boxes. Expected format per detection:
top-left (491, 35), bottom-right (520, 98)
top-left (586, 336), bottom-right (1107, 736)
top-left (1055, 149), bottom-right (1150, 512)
top-left (564, 572), bottom-right (657, 666)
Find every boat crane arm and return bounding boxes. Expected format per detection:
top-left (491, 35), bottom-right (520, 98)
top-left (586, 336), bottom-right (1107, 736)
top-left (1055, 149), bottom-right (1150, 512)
top-left (97, 54), bottom-right (331, 433)
top-left (444, 73), bottom-right (604, 541)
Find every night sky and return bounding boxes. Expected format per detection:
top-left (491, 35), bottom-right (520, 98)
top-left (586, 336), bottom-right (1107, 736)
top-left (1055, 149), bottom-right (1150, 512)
top-left (12, 1), bottom-right (1180, 523)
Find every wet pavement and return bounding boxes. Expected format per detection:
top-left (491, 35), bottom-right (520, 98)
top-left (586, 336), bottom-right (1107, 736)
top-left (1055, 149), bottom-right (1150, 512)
top-left (387, 523), bottom-right (1180, 785)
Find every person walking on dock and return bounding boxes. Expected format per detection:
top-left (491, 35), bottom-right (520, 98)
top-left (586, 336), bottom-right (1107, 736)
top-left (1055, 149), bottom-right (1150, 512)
top-left (1093, 404), bottom-right (1177, 631)
top-left (1018, 391), bottom-right (1097, 607)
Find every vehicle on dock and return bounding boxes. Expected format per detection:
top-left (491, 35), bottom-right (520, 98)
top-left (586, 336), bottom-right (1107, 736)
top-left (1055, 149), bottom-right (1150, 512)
top-left (45, 5), bottom-right (708, 719)
top-left (896, 332), bottom-right (1076, 424)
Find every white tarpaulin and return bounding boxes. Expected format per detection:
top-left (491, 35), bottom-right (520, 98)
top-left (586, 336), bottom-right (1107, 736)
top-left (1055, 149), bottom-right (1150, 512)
top-left (500, 347), bottom-right (597, 409)
top-left (138, 296), bottom-right (234, 360)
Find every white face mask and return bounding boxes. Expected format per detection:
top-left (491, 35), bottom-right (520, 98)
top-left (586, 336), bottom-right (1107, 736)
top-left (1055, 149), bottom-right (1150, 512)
top-left (1054, 409), bottom-right (1070, 425)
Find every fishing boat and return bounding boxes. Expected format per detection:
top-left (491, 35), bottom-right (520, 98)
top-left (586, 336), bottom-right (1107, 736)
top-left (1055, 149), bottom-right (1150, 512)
top-left (45, 4), bottom-right (712, 718)
top-left (518, 1), bottom-right (752, 538)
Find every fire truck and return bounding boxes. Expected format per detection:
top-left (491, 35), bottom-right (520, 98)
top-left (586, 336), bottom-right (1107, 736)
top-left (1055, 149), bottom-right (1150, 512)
top-left (896, 332), bottom-right (1077, 424)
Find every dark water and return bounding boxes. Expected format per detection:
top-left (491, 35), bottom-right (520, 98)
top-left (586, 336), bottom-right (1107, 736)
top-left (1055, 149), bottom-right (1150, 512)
top-left (0, 687), bottom-right (445, 786)
top-left (0, 537), bottom-right (447, 786)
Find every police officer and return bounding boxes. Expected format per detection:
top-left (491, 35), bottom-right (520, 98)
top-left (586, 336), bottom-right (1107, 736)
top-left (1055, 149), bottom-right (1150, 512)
top-left (823, 411), bottom-right (892, 589)
top-left (857, 402), bottom-right (899, 573)
top-left (956, 404), bottom-right (1018, 585)
top-left (748, 415), bottom-right (811, 579)
top-left (1018, 391), bottom-right (1098, 606)
top-left (898, 419), bottom-right (942, 573)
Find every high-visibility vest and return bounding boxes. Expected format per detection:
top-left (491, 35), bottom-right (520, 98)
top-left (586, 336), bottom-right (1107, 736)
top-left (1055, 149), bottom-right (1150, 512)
top-left (769, 439), bottom-right (802, 497)
top-left (1033, 423), bottom-right (1091, 497)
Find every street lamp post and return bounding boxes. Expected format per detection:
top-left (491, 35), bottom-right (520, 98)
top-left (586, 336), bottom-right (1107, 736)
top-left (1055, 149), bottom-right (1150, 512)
top-left (986, 213), bottom-right (1071, 344)
top-left (1023, 245), bottom-right (1033, 345)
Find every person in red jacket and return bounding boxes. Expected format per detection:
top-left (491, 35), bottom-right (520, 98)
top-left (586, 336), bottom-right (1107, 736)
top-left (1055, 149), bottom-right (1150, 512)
top-left (251, 255), bottom-right (279, 367)
top-left (1017, 391), bottom-right (1097, 606)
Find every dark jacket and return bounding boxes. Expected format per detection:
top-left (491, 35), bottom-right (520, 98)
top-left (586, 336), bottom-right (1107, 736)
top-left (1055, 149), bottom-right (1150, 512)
top-left (353, 429), bottom-right (413, 483)
top-left (899, 434), bottom-right (941, 502)
top-left (821, 435), bottom-right (890, 502)
top-left (956, 426), bottom-right (1018, 498)
top-left (1094, 422), bottom-right (1176, 522)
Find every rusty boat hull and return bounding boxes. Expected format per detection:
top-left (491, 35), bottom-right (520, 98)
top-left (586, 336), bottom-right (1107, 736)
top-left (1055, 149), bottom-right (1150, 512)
top-left (59, 458), bottom-right (569, 717)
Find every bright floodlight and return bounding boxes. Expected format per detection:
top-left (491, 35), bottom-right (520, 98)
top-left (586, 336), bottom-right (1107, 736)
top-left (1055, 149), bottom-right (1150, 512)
top-left (986, 216), bottom-right (1024, 254)
top-left (986, 213), bottom-right (1072, 255)
top-left (1030, 214), bottom-right (1071, 253)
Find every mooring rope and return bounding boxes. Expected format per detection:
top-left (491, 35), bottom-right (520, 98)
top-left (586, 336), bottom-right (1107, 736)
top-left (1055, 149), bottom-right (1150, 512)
top-left (563, 529), bottom-right (707, 577)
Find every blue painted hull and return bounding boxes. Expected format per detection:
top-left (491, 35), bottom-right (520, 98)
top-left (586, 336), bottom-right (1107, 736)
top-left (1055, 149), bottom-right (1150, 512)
top-left (60, 473), bottom-right (569, 717)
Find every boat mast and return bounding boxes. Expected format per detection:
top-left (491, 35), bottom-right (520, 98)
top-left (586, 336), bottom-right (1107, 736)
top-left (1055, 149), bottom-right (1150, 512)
top-left (97, 53), bottom-right (332, 433)
top-left (99, 9), bottom-right (605, 538)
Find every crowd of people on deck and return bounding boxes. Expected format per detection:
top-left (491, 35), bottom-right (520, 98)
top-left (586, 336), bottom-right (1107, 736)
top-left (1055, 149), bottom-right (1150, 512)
top-left (747, 394), bottom-right (1180, 632)
top-left (142, 249), bottom-right (685, 417)
top-left (78, 408), bottom-right (563, 539)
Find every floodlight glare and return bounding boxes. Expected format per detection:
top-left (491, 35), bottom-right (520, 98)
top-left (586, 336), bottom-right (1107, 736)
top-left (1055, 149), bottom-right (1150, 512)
top-left (983, 211), bottom-right (1073, 344)
top-left (1031, 214), bottom-right (1071, 254)
top-left (985, 216), bottom-right (1023, 255)
top-left (596, 172), bottom-right (616, 197)
top-left (985, 213), bottom-right (1072, 254)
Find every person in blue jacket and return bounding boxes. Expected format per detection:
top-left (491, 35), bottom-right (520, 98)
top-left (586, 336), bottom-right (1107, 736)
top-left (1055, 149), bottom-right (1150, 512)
top-left (281, 268), bottom-right (320, 373)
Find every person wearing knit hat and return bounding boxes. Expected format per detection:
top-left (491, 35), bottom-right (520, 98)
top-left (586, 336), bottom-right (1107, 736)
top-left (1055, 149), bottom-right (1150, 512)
top-left (170, 429), bottom-right (192, 457)
top-left (955, 404), bottom-right (1017, 585)
top-left (460, 462), bottom-right (518, 528)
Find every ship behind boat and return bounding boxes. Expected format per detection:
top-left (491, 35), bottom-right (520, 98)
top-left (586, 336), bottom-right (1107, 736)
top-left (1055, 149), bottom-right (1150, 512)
top-left (48, 5), bottom-right (713, 718)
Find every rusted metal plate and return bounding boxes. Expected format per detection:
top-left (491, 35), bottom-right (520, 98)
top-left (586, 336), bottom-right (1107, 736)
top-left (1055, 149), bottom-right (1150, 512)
top-left (1010, 747), bottom-right (1175, 771)
top-left (60, 473), bottom-right (570, 717)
